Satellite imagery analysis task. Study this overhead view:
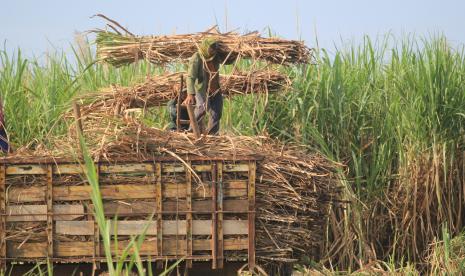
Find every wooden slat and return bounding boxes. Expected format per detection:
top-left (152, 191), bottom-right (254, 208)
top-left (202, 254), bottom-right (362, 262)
top-left (0, 165), bottom-right (6, 272)
top-left (163, 164), bottom-right (212, 173)
top-left (155, 163), bottom-right (162, 257)
top-left (6, 165), bottom-right (47, 175)
top-left (248, 161), bottom-right (256, 270)
top-left (217, 161), bottom-right (224, 268)
top-left (192, 199), bottom-right (248, 213)
top-left (112, 221), bottom-right (157, 235)
top-left (96, 199), bottom-right (248, 215)
top-left (56, 221), bottom-right (94, 235)
top-left (56, 221), bottom-right (158, 236)
top-left (93, 164), bottom-right (100, 269)
top-left (223, 163), bottom-right (249, 172)
top-left (211, 162), bottom-right (217, 269)
top-left (7, 242), bottom-right (47, 258)
top-left (100, 163), bottom-right (153, 174)
top-left (53, 164), bottom-right (83, 174)
top-left (46, 165), bottom-right (53, 258)
top-left (6, 238), bottom-right (249, 258)
top-left (8, 182), bottom-right (247, 203)
top-left (54, 220), bottom-right (246, 236)
top-left (223, 220), bottom-right (248, 235)
top-left (185, 161), bottom-right (193, 268)
top-left (57, 241), bottom-right (93, 257)
top-left (6, 204), bottom-right (84, 222)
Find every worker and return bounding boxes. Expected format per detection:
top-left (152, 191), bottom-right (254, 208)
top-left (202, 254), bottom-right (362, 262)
top-left (182, 38), bottom-right (236, 135)
top-left (0, 97), bottom-right (9, 153)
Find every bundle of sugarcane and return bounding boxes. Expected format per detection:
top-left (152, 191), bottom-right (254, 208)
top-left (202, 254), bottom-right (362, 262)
top-left (75, 118), bottom-right (340, 263)
top-left (77, 69), bottom-right (290, 117)
top-left (94, 16), bottom-right (312, 66)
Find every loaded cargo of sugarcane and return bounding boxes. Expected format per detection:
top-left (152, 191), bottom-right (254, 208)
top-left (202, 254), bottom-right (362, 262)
top-left (0, 16), bottom-right (341, 274)
top-left (1, 117), bottom-right (341, 269)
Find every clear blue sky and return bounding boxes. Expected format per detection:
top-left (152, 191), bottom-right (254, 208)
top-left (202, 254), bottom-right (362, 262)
top-left (1, 0), bottom-right (464, 58)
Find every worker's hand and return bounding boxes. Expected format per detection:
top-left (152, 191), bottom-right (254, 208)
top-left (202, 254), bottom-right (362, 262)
top-left (183, 94), bottom-right (195, 105)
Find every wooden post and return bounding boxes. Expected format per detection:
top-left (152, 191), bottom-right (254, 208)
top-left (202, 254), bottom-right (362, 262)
top-left (211, 162), bottom-right (218, 269)
top-left (72, 101), bottom-right (84, 155)
top-left (185, 105), bottom-right (201, 139)
top-left (247, 161), bottom-right (256, 271)
top-left (176, 75), bottom-right (183, 131)
top-left (72, 101), bottom-right (84, 136)
top-left (185, 161), bottom-right (193, 268)
top-left (0, 165), bottom-right (6, 273)
top-left (46, 165), bottom-right (54, 259)
top-left (216, 161), bottom-right (224, 269)
top-left (155, 162), bottom-right (163, 268)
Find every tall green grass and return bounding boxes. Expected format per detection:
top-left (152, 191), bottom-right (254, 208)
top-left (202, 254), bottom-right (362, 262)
top-left (0, 40), bottom-right (163, 147)
top-left (262, 36), bottom-right (465, 268)
top-left (1, 34), bottom-right (465, 273)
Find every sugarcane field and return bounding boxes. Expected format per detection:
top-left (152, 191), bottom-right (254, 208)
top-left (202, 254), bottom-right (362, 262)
top-left (1, 2), bottom-right (465, 275)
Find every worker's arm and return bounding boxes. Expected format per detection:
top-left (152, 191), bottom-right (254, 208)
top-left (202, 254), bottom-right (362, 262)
top-left (186, 53), bottom-right (200, 95)
top-left (184, 53), bottom-right (200, 105)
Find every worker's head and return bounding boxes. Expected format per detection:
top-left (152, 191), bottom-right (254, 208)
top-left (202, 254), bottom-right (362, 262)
top-left (199, 37), bottom-right (220, 61)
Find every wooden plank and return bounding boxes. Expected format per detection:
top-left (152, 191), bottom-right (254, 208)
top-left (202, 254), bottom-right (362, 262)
top-left (97, 199), bottom-right (248, 215)
top-left (56, 221), bottom-right (94, 236)
top-left (211, 162), bottom-right (217, 269)
top-left (91, 163), bottom-right (100, 270)
top-left (193, 238), bottom-right (248, 251)
top-left (6, 238), bottom-right (249, 258)
top-left (186, 162), bottom-right (193, 268)
top-left (108, 240), bottom-right (158, 256)
top-left (57, 241), bottom-right (93, 257)
top-left (248, 161), bottom-right (256, 270)
top-left (7, 242), bottom-right (47, 258)
top-left (163, 220), bottom-right (186, 235)
top-left (6, 165), bottom-right (47, 175)
top-left (224, 238), bottom-right (248, 251)
top-left (0, 165), bottom-right (5, 272)
top-left (56, 221), bottom-right (158, 236)
top-left (223, 163), bottom-right (249, 172)
top-left (217, 161), bottom-right (224, 268)
top-left (7, 186), bottom-right (44, 202)
top-left (46, 165), bottom-right (53, 258)
top-left (100, 201), bottom-right (157, 215)
top-left (112, 221), bottom-right (157, 235)
top-left (8, 182), bottom-right (247, 203)
top-left (164, 164), bottom-right (248, 173)
top-left (155, 163), bottom-right (162, 257)
top-left (100, 163), bottom-right (153, 174)
top-left (6, 204), bottom-right (84, 222)
top-left (223, 220), bottom-right (248, 235)
top-left (53, 164), bottom-right (83, 174)
top-left (54, 220), bottom-right (245, 236)
top-left (163, 164), bottom-right (212, 173)
top-left (55, 205), bottom-right (85, 220)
